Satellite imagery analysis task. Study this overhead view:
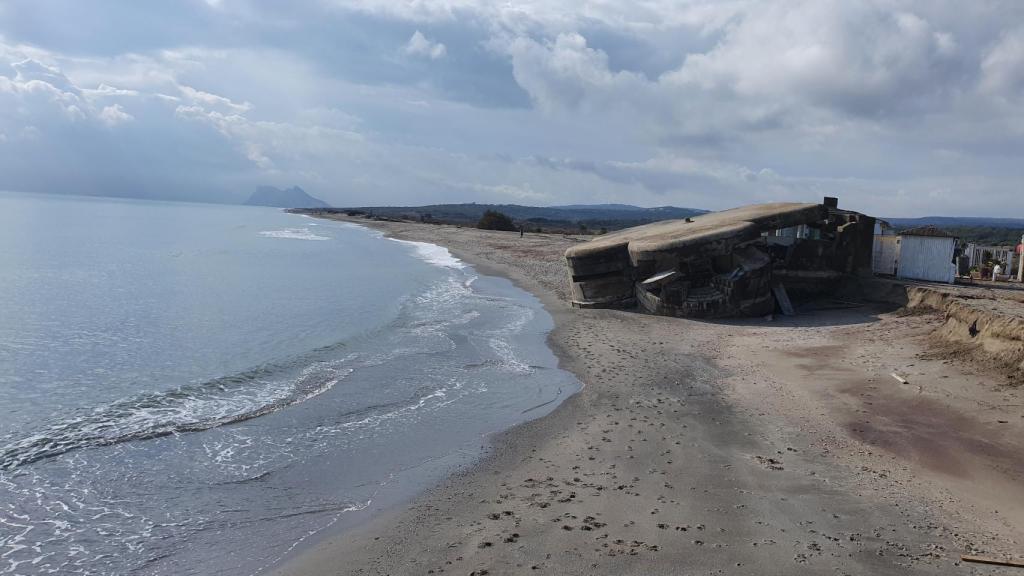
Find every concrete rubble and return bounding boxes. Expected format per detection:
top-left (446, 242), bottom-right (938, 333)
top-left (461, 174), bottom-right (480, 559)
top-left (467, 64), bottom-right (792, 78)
top-left (564, 198), bottom-right (875, 318)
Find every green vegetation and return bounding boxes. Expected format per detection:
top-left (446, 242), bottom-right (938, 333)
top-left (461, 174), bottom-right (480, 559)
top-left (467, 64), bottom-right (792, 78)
top-left (477, 209), bottom-right (517, 231)
top-left (889, 217), bottom-right (1024, 245)
top-left (894, 225), bottom-right (1023, 245)
top-left (297, 202), bottom-right (707, 234)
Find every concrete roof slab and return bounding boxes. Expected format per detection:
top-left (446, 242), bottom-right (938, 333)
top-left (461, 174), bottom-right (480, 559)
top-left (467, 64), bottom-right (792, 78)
top-left (565, 202), bottom-right (825, 262)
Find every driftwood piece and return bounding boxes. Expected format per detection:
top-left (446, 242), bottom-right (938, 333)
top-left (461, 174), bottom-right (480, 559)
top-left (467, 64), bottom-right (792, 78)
top-left (961, 554), bottom-right (1024, 568)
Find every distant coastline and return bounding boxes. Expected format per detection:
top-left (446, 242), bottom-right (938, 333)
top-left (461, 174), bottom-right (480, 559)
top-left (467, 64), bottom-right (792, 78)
top-left (292, 204), bottom-right (1024, 244)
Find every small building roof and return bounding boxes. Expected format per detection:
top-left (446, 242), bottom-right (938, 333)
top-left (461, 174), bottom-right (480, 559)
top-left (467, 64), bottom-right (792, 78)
top-left (900, 225), bottom-right (956, 238)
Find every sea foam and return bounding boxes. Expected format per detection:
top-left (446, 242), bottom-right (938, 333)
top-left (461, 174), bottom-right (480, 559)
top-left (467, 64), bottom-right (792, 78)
top-left (388, 239), bottom-right (465, 269)
top-left (259, 228), bottom-right (330, 241)
top-left (0, 357), bottom-right (350, 471)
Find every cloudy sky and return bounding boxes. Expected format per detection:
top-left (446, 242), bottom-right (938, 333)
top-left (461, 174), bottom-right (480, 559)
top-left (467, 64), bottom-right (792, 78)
top-left (1, 1), bottom-right (1022, 216)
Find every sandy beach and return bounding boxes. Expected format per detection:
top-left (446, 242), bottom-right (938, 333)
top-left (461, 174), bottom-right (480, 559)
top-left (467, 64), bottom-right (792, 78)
top-left (275, 218), bottom-right (1024, 575)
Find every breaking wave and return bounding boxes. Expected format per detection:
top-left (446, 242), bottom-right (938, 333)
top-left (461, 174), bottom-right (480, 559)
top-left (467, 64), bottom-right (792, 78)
top-left (0, 263), bottom-right (531, 473)
top-left (388, 238), bottom-right (465, 269)
top-left (0, 356), bottom-right (351, 471)
top-left (259, 228), bottom-right (330, 241)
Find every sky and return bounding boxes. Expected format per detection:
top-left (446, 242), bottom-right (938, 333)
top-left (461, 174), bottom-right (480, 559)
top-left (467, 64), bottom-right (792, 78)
top-left (0, 1), bottom-right (1022, 216)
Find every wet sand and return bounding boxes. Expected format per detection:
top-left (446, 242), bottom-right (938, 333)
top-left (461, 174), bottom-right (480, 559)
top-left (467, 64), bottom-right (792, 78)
top-left (275, 219), bottom-right (1024, 575)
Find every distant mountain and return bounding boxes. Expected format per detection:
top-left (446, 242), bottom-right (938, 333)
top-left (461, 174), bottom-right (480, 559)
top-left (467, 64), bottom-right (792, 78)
top-left (886, 216), bottom-right (1024, 245)
top-left (551, 203), bottom-right (647, 211)
top-left (244, 186), bottom-right (329, 209)
top-left (299, 203), bottom-right (707, 232)
top-left (886, 216), bottom-right (1024, 229)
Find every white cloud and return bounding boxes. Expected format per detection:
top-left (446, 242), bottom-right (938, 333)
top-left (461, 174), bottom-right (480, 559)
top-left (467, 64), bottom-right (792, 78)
top-left (667, 3), bottom-right (961, 116)
top-left (2, 58), bottom-right (89, 121)
top-left (175, 100), bottom-right (365, 175)
top-left (333, 0), bottom-right (745, 34)
top-left (494, 1), bottom-right (983, 157)
top-left (19, 125), bottom-right (41, 141)
top-left (85, 83), bottom-right (140, 97)
top-left (11, 58), bottom-right (78, 93)
top-left (405, 30), bottom-right (446, 60)
top-left (473, 182), bottom-right (549, 202)
top-left (179, 85), bottom-right (251, 112)
top-left (98, 103), bottom-right (133, 126)
top-left (980, 27), bottom-right (1024, 100)
top-left (506, 33), bottom-right (648, 112)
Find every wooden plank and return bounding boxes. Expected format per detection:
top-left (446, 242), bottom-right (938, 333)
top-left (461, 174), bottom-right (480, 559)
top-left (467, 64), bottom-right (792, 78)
top-left (961, 554), bottom-right (1024, 568)
top-left (641, 270), bottom-right (679, 287)
top-left (771, 281), bottom-right (795, 316)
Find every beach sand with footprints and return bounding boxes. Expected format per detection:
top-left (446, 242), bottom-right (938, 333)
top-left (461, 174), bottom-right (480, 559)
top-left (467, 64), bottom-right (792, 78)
top-left (275, 217), bottom-right (1024, 576)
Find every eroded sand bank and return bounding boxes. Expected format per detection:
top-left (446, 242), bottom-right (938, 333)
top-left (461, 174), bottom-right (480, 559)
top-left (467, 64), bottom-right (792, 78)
top-left (275, 218), bottom-right (1024, 576)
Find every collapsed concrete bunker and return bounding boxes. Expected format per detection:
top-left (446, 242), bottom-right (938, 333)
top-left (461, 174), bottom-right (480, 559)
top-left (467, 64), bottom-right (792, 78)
top-left (564, 198), bottom-right (876, 318)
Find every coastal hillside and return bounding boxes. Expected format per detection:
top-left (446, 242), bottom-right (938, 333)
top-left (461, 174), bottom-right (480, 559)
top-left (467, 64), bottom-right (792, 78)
top-left (305, 203), bottom-right (707, 232)
top-left (245, 186), bottom-right (329, 209)
top-left (887, 216), bottom-right (1024, 245)
top-left (298, 203), bottom-right (1023, 240)
top-left (887, 216), bottom-right (1024, 228)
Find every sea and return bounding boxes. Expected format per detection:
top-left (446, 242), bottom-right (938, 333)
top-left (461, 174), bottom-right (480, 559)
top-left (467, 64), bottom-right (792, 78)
top-left (0, 191), bottom-right (580, 575)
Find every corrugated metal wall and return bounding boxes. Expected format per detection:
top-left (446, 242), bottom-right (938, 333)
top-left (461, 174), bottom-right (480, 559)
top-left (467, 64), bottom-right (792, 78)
top-left (897, 236), bottom-right (956, 283)
top-left (1020, 235), bottom-right (1024, 281)
top-left (872, 236), bottom-right (899, 275)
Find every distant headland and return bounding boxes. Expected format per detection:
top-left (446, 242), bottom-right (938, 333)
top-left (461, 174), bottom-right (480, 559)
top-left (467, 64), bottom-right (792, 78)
top-left (245, 186), bottom-right (329, 209)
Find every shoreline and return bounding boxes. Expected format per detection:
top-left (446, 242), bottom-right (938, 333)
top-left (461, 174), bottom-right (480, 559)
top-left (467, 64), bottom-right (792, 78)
top-left (262, 216), bottom-right (590, 572)
top-left (276, 216), bottom-right (1024, 575)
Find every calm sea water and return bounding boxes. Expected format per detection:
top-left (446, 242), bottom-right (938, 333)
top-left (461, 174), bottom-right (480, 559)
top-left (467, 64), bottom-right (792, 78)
top-left (0, 191), bottom-right (579, 575)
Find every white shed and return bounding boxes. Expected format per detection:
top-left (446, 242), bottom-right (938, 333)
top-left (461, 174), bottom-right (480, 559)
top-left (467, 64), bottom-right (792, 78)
top-left (872, 220), bottom-right (899, 275)
top-left (896, 226), bottom-right (956, 284)
top-left (1019, 237), bottom-right (1024, 282)
top-left (873, 236), bottom-right (900, 275)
